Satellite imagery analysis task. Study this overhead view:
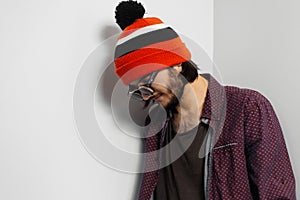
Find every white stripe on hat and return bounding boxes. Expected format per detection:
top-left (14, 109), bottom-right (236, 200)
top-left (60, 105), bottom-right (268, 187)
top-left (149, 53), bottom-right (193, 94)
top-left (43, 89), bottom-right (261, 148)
top-left (117, 23), bottom-right (170, 46)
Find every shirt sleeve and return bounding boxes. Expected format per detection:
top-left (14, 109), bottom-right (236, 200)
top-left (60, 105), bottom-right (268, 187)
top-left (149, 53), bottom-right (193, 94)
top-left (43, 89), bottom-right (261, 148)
top-left (243, 91), bottom-right (296, 200)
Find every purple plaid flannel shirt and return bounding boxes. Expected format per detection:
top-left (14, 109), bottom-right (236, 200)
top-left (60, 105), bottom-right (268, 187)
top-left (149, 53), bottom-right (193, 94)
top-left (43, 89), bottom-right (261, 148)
top-left (138, 74), bottom-right (296, 200)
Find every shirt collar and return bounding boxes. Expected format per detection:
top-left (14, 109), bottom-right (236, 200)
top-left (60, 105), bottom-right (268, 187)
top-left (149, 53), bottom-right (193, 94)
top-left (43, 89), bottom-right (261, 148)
top-left (200, 74), bottom-right (227, 130)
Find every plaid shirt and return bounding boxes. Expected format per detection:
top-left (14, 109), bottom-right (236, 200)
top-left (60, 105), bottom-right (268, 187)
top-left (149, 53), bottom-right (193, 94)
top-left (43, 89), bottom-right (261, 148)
top-left (138, 74), bottom-right (296, 200)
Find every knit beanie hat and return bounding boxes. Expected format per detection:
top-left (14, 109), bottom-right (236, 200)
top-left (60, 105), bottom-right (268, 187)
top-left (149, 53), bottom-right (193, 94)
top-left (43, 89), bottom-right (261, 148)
top-left (114, 1), bottom-right (191, 85)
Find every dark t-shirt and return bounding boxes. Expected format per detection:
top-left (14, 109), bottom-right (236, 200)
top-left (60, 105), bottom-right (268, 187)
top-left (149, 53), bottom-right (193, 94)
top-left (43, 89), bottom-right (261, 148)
top-left (154, 122), bottom-right (208, 200)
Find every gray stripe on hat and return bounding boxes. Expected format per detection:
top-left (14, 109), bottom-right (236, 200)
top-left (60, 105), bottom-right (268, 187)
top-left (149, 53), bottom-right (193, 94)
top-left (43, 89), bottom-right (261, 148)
top-left (114, 27), bottom-right (178, 59)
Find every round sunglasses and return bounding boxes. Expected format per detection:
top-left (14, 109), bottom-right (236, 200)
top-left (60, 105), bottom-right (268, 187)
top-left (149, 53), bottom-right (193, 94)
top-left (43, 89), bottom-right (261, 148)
top-left (127, 71), bottom-right (159, 101)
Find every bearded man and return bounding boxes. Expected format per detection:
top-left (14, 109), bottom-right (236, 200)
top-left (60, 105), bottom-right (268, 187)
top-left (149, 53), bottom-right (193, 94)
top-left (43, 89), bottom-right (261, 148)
top-left (112, 1), bottom-right (296, 200)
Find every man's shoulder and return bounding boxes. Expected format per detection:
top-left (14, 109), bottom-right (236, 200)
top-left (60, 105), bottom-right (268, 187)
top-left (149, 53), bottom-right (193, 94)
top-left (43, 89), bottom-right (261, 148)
top-left (224, 85), bottom-right (273, 112)
top-left (225, 85), bottom-right (269, 102)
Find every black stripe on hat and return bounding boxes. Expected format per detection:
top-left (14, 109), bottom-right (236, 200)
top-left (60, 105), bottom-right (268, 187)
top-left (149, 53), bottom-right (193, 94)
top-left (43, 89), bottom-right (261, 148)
top-left (114, 27), bottom-right (179, 59)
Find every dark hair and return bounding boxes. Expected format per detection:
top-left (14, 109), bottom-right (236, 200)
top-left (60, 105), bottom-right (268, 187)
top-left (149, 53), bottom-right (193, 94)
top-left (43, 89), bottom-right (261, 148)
top-left (180, 60), bottom-right (199, 83)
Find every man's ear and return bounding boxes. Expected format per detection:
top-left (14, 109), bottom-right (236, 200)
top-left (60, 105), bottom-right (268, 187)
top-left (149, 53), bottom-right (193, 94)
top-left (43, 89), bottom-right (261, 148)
top-left (173, 64), bottom-right (182, 73)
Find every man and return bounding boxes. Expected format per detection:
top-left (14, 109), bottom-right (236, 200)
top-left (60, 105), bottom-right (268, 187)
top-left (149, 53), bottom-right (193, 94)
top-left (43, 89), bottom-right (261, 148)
top-left (113, 1), bottom-right (296, 199)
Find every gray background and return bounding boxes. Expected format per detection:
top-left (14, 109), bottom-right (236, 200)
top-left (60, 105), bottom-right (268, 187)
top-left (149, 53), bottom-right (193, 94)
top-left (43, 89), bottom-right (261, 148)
top-left (214, 0), bottom-right (299, 197)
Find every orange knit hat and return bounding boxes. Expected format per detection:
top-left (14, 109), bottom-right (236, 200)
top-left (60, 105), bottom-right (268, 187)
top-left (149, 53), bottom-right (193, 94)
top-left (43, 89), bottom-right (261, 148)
top-left (114, 17), bottom-right (191, 85)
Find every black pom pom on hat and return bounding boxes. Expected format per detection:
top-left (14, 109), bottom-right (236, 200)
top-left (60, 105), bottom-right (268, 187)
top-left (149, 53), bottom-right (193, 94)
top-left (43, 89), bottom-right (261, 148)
top-left (115, 0), bottom-right (146, 30)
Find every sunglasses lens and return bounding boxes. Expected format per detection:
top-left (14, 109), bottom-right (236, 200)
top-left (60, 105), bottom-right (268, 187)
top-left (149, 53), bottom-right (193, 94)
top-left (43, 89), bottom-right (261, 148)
top-left (129, 87), bottom-right (154, 101)
top-left (139, 87), bottom-right (153, 95)
top-left (130, 92), bottom-right (143, 101)
top-left (128, 80), bottom-right (155, 101)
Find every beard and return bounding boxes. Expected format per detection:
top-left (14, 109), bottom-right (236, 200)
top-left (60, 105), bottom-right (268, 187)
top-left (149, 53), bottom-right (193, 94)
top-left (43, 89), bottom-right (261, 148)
top-left (164, 84), bottom-right (185, 114)
top-left (143, 84), bottom-right (184, 115)
top-left (144, 70), bottom-right (187, 112)
top-left (165, 93), bottom-right (179, 113)
top-left (161, 72), bottom-right (187, 114)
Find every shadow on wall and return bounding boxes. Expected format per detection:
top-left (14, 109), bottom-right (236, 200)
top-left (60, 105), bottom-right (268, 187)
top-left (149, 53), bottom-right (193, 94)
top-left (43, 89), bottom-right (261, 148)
top-left (95, 25), bottom-right (120, 107)
top-left (100, 25), bottom-right (120, 43)
top-left (95, 25), bottom-right (149, 199)
top-left (96, 25), bottom-right (151, 126)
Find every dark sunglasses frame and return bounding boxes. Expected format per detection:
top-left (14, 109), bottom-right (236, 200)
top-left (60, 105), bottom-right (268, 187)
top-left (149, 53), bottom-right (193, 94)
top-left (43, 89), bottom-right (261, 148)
top-left (128, 71), bottom-right (159, 101)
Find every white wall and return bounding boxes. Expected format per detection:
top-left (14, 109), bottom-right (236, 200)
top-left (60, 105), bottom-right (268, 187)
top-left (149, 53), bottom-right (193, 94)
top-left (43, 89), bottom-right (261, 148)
top-left (214, 0), bottom-right (300, 198)
top-left (0, 0), bottom-right (213, 199)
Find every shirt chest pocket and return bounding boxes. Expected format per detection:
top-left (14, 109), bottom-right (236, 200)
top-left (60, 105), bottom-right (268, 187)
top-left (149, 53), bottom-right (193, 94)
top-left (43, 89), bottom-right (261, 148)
top-left (211, 143), bottom-right (249, 184)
